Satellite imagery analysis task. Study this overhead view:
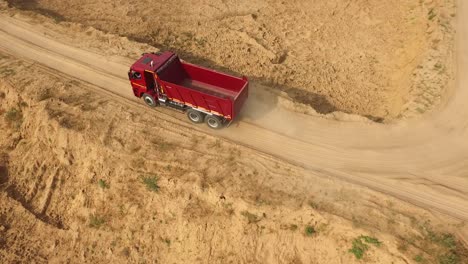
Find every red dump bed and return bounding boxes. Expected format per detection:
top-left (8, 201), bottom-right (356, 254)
top-left (155, 53), bottom-right (249, 120)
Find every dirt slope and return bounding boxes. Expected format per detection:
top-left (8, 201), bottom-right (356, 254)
top-left (6, 0), bottom-right (457, 121)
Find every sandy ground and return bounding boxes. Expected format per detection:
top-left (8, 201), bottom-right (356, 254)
top-left (0, 0), bottom-right (468, 263)
top-left (0, 48), bottom-right (467, 264)
top-left (6, 0), bottom-right (457, 121)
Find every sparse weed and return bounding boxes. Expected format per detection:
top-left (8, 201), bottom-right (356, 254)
top-left (423, 230), bottom-right (462, 263)
top-left (194, 37), bottom-right (207, 47)
top-left (308, 200), bottom-right (320, 210)
top-left (211, 139), bottom-right (221, 149)
top-left (5, 107), bottom-right (21, 121)
top-left (38, 89), bottom-right (53, 101)
top-left (289, 224), bottom-right (298, 231)
top-left (151, 138), bottom-right (174, 152)
top-left (414, 254), bottom-right (424, 262)
top-left (416, 107), bottom-right (425, 114)
top-left (436, 233), bottom-right (457, 250)
top-left (305, 225), bottom-right (316, 236)
top-left (89, 214), bottom-right (105, 228)
top-left (438, 252), bottom-right (460, 264)
top-left (428, 9), bottom-right (437, 20)
top-left (159, 140), bottom-right (173, 152)
top-left (142, 175), bottom-right (159, 192)
top-left (98, 179), bottom-right (109, 189)
top-left (349, 238), bottom-right (369, 259)
top-left (182, 31), bottom-right (194, 39)
top-left (163, 237), bottom-right (171, 246)
top-left (4, 108), bottom-right (23, 128)
top-left (223, 203), bottom-right (235, 215)
top-left (241, 211), bottom-right (260, 224)
top-left (360, 235), bottom-right (382, 246)
top-left (316, 223), bottom-right (329, 233)
top-left (349, 235), bottom-right (382, 259)
top-left (58, 116), bottom-right (85, 131)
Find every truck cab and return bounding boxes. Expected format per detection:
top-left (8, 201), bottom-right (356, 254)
top-left (128, 52), bottom-right (171, 102)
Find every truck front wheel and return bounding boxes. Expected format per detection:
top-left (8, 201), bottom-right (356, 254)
top-left (187, 109), bottom-right (205, 123)
top-left (142, 93), bottom-right (157, 107)
top-left (205, 115), bottom-right (223, 129)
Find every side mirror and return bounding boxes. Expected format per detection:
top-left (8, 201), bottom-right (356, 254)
top-left (128, 70), bottom-right (142, 80)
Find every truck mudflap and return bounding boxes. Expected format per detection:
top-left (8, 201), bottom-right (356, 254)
top-left (225, 119), bottom-right (234, 128)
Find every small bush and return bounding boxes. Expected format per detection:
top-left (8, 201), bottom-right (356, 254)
top-left (305, 226), bottom-right (316, 236)
top-left (142, 175), bottom-right (159, 192)
top-left (349, 238), bottom-right (369, 259)
top-left (439, 252), bottom-right (460, 264)
top-left (438, 233), bottom-right (457, 250)
top-left (98, 179), bottom-right (109, 189)
top-left (349, 235), bottom-right (382, 259)
top-left (414, 255), bottom-right (424, 262)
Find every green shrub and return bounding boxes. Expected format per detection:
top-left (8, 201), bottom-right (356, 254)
top-left (360, 235), bottom-right (382, 246)
top-left (414, 254), bottom-right (424, 262)
top-left (349, 237), bottom-right (369, 259)
top-left (142, 175), bottom-right (159, 192)
top-left (439, 252), bottom-right (460, 264)
top-left (98, 179), bottom-right (109, 189)
top-left (305, 226), bottom-right (316, 236)
top-left (349, 235), bottom-right (382, 259)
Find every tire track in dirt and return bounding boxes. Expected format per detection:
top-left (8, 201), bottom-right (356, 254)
top-left (0, 1), bottom-right (467, 224)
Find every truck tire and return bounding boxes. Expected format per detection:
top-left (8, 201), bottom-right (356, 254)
top-left (187, 109), bottom-right (205, 123)
top-left (142, 93), bottom-right (157, 107)
top-left (205, 115), bottom-right (223, 129)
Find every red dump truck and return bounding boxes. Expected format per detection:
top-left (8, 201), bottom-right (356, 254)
top-left (128, 51), bottom-right (249, 129)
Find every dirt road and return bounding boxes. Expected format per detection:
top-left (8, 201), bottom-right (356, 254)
top-left (0, 0), bottom-right (467, 226)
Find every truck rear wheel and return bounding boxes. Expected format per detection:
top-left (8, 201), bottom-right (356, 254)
top-left (187, 109), bottom-right (205, 123)
top-left (205, 115), bottom-right (223, 129)
top-left (142, 93), bottom-right (157, 107)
